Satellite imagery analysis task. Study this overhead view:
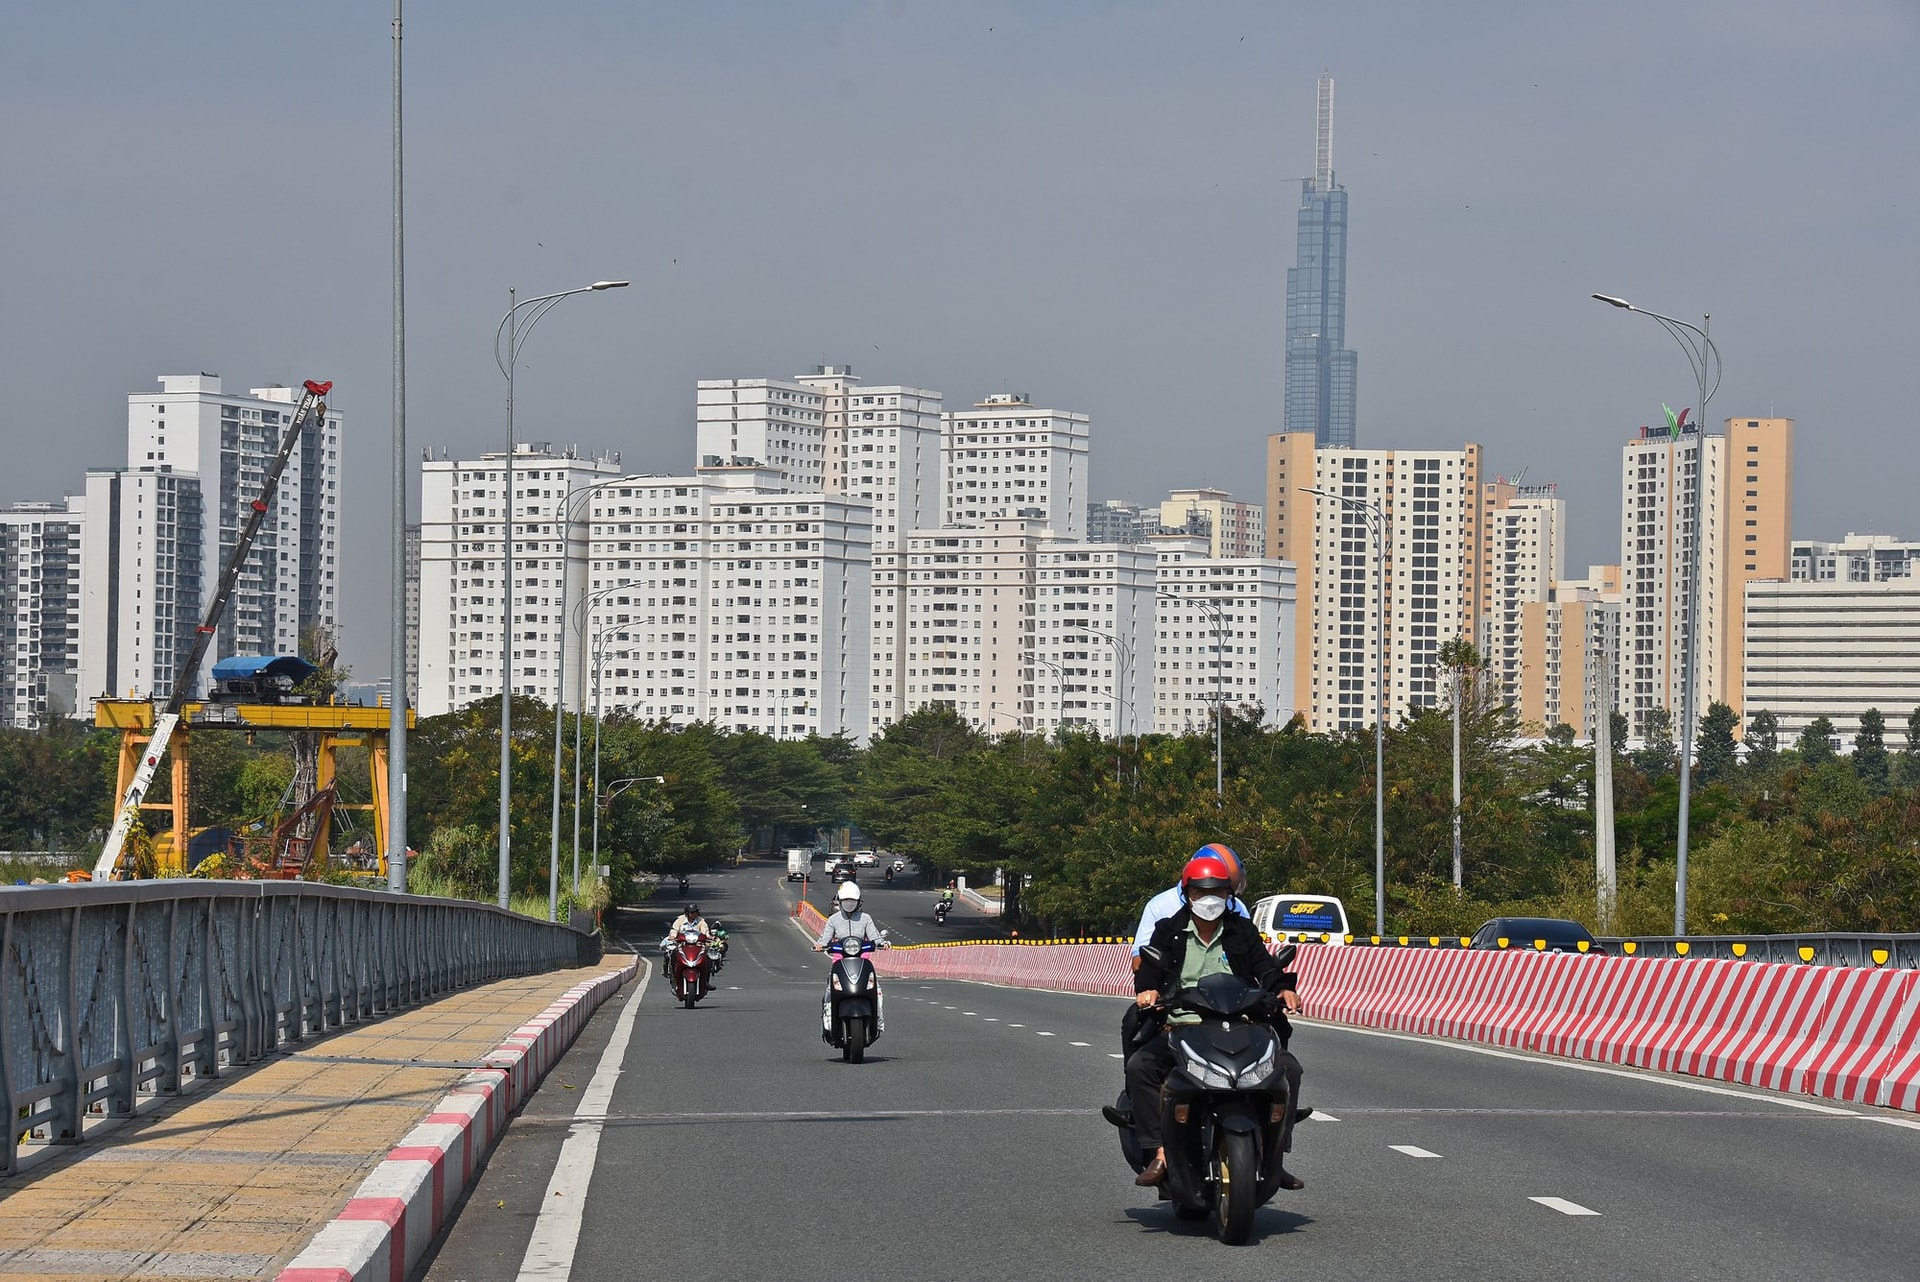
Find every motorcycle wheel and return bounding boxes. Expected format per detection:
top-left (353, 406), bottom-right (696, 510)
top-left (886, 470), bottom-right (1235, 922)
top-left (1214, 1130), bottom-right (1258, 1245)
top-left (843, 1016), bottom-right (867, 1063)
top-left (683, 994), bottom-right (696, 1009)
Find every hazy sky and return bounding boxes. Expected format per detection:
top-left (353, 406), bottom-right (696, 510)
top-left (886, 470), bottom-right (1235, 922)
top-left (5, 1), bottom-right (1916, 679)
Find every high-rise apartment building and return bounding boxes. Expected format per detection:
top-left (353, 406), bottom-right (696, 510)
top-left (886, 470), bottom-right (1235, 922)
top-left (78, 467), bottom-right (205, 706)
top-left (1153, 544), bottom-right (1296, 734)
top-left (1791, 532), bottom-right (1920, 583)
top-left (1480, 481), bottom-right (1566, 708)
top-left (1158, 487), bottom-right (1266, 560)
top-left (416, 444), bottom-right (625, 718)
top-left (894, 519), bottom-right (1040, 735)
top-left (1616, 416), bottom-right (1790, 734)
top-left (940, 394), bottom-right (1090, 537)
top-left (1517, 566), bottom-right (1621, 739)
top-left (798, 366), bottom-right (942, 550)
top-left (1266, 433), bottom-right (1487, 732)
top-left (1744, 576), bottom-right (1920, 740)
top-left (1, 497), bottom-right (85, 727)
top-left (418, 450), bottom-right (872, 738)
top-left (1030, 541), bottom-right (1158, 737)
top-left (123, 374), bottom-right (342, 664)
top-left (1283, 74), bottom-right (1358, 447)
top-left (695, 378), bottom-right (827, 490)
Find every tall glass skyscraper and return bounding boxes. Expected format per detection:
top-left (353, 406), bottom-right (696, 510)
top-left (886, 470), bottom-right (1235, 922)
top-left (1284, 74), bottom-right (1358, 447)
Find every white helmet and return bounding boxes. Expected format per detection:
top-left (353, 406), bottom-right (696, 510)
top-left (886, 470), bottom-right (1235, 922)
top-left (837, 882), bottom-right (862, 910)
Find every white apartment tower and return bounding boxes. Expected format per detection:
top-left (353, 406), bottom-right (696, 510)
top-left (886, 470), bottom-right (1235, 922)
top-left (1, 497), bottom-right (86, 727)
top-left (1480, 481), bottom-right (1566, 709)
top-left (895, 519), bottom-right (1041, 735)
top-left (416, 444), bottom-right (625, 718)
top-left (942, 394), bottom-right (1090, 537)
top-left (1618, 428), bottom-right (1726, 737)
top-left (577, 466), bottom-right (871, 740)
top-left (78, 467), bottom-right (205, 706)
top-left (695, 378), bottom-right (827, 491)
top-left (1267, 434), bottom-right (1488, 733)
top-left (1744, 577), bottom-right (1920, 740)
top-left (124, 374), bottom-right (342, 665)
top-left (794, 365), bottom-right (942, 549)
top-left (1030, 541), bottom-right (1158, 737)
top-left (1154, 543), bottom-right (1297, 733)
top-left (1791, 532), bottom-right (1920, 583)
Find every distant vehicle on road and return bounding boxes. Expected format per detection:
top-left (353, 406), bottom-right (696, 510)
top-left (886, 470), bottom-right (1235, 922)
top-left (852, 850), bottom-right (877, 866)
top-left (889, 858), bottom-right (907, 873)
top-left (1468, 916), bottom-right (1604, 954)
top-left (823, 854), bottom-right (845, 877)
top-left (786, 848), bottom-right (812, 881)
top-left (1251, 894), bottom-right (1351, 944)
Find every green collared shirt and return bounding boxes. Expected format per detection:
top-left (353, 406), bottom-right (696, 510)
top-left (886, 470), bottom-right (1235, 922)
top-left (1172, 917), bottom-right (1233, 1024)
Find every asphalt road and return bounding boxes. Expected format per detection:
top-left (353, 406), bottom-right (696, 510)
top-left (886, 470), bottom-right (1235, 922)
top-left (421, 862), bottom-right (1920, 1282)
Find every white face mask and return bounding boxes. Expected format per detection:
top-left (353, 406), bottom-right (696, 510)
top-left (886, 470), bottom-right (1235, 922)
top-left (1190, 895), bottom-right (1228, 922)
top-left (840, 901), bottom-right (859, 915)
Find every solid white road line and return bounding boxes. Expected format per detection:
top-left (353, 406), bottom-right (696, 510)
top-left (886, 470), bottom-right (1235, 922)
top-left (1389, 1144), bottom-right (1442, 1158)
top-left (1529, 1196), bottom-right (1601, 1216)
top-left (515, 960), bottom-right (651, 1282)
top-left (1303, 1020), bottom-right (1862, 1115)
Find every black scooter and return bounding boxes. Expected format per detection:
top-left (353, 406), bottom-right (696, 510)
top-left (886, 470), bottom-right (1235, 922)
top-left (822, 935), bottom-right (885, 1063)
top-left (933, 899), bottom-right (951, 925)
top-left (1118, 946), bottom-right (1300, 1244)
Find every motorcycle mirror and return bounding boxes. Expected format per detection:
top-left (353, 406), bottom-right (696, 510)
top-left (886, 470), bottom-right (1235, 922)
top-left (1271, 943), bottom-right (1298, 971)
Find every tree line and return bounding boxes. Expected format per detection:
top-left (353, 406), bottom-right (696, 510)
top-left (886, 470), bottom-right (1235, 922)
top-left (4, 697), bottom-right (1917, 938)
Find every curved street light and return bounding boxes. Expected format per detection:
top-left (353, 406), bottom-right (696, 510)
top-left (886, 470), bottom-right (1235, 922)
top-left (1591, 292), bottom-right (1722, 936)
top-left (492, 279), bottom-right (627, 911)
top-left (1157, 590), bottom-right (1228, 801)
top-left (1301, 486), bottom-right (1389, 936)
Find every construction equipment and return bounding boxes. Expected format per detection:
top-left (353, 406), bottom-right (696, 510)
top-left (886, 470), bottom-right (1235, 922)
top-left (93, 380), bottom-right (333, 880)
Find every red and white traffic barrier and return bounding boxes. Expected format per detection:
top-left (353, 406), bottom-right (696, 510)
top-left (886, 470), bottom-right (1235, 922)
top-left (277, 958), bottom-right (637, 1282)
top-left (875, 938), bottom-right (1920, 1113)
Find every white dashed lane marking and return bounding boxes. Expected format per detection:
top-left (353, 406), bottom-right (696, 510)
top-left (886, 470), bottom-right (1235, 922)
top-left (1308, 1111), bottom-right (1340, 1122)
top-left (1530, 1197), bottom-right (1601, 1216)
top-left (1069, 1042), bottom-right (1091, 1048)
top-left (1037, 1031), bottom-right (1055, 1037)
top-left (1390, 1145), bottom-right (1442, 1158)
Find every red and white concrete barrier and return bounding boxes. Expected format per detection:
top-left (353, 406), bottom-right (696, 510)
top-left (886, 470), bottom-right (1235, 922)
top-left (277, 958), bottom-right (637, 1282)
top-left (876, 938), bottom-right (1920, 1113)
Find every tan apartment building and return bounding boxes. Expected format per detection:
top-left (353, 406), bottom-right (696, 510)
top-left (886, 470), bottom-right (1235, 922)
top-left (1517, 565), bottom-right (1621, 738)
top-left (1158, 487), bottom-right (1266, 559)
top-left (1266, 433), bottom-right (1487, 732)
top-left (1480, 480), bottom-right (1566, 710)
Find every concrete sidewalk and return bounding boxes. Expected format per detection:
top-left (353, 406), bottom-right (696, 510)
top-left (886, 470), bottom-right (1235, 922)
top-left (0, 955), bottom-right (631, 1282)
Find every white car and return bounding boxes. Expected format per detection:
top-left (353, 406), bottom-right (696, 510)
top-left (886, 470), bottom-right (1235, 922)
top-left (822, 855), bottom-right (845, 877)
top-left (852, 850), bottom-right (877, 866)
top-left (1251, 893), bottom-right (1352, 945)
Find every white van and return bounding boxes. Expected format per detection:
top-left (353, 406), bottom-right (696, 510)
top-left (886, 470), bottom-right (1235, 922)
top-left (1251, 893), bottom-right (1352, 945)
top-left (786, 848), bottom-right (812, 881)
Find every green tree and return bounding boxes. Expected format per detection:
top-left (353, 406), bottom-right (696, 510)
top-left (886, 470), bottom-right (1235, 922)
top-left (1634, 707), bottom-right (1676, 778)
top-left (1744, 709), bottom-right (1780, 775)
top-left (1853, 708), bottom-right (1890, 793)
top-left (1797, 716), bottom-right (1837, 766)
top-left (1695, 702), bottom-right (1740, 784)
top-left (1898, 707), bottom-right (1920, 789)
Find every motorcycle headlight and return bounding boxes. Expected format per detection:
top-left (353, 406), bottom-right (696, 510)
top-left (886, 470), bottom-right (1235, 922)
top-left (1237, 1041), bottom-right (1277, 1088)
top-left (1180, 1043), bottom-right (1234, 1090)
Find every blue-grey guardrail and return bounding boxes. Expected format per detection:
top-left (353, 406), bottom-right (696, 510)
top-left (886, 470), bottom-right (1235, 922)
top-left (1, 880), bottom-right (599, 1176)
top-left (1264, 928), bottom-right (1920, 969)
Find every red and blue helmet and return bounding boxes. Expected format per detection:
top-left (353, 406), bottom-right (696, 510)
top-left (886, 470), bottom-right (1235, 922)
top-left (1186, 842), bottom-right (1245, 895)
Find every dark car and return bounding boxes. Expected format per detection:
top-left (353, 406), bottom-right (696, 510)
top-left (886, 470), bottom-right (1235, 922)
top-left (1467, 917), bottom-right (1605, 955)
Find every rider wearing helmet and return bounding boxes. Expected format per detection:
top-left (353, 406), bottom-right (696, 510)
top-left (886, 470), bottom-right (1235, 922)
top-left (1118, 850), bottom-right (1305, 1191)
top-left (668, 903), bottom-right (712, 940)
top-left (1129, 842), bottom-right (1250, 956)
top-left (813, 881), bottom-right (885, 951)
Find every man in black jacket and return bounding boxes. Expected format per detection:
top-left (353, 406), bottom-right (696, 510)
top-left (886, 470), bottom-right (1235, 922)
top-left (1123, 852), bottom-right (1306, 1190)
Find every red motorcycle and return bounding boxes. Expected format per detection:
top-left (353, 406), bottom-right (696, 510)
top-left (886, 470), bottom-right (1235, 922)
top-left (665, 924), bottom-right (714, 1008)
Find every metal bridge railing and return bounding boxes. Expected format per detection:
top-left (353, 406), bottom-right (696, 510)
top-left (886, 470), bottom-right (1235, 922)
top-left (1, 881), bottom-right (596, 1175)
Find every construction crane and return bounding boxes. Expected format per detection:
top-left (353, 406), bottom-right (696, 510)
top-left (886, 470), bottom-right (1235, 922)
top-left (93, 379), bottom-right (334, 880)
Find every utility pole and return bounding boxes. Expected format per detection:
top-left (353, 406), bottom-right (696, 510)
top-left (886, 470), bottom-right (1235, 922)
top-left (386, 0), bottom-right (409, 894)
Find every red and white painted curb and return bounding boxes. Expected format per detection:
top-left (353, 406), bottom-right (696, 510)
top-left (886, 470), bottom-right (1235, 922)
top-left (276, 957), bottom-right (637, 1282)
top-left (874, 937), bottom-right (1920, 1113)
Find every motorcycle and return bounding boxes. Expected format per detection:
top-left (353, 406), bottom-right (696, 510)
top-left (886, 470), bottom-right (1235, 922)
top-left (822, 934), bottom-right (886, 1063)
top-left (707, 926), bottom-right (729, 973)
top-left (933, 899), bottom-right (951, 925)
top-left (1117, 946), bottom-right (1301, 1245)
top-left (663, 924), bottom-right (714, 1008)
top-left (677, 875), bottom-right (690, 895)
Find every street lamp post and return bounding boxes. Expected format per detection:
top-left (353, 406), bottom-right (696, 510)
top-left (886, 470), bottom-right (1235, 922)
top-left (1302, 487), bottom-right (1389, 936)
top-left (1158, 591), bottom-right (1227, 801)
top-left (1592, 293), bottom-right (1721, 936)
top-left (493, 279), bottom-right (627, 911)
top-left (588, 615), bottom-right (618, 881)
top-left (1032, 653), bottom-right (1068, 736)
top-left (566, 576), bottom-right (624, 904)
top-left (1071, 627), bottom-right (1129, 784)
